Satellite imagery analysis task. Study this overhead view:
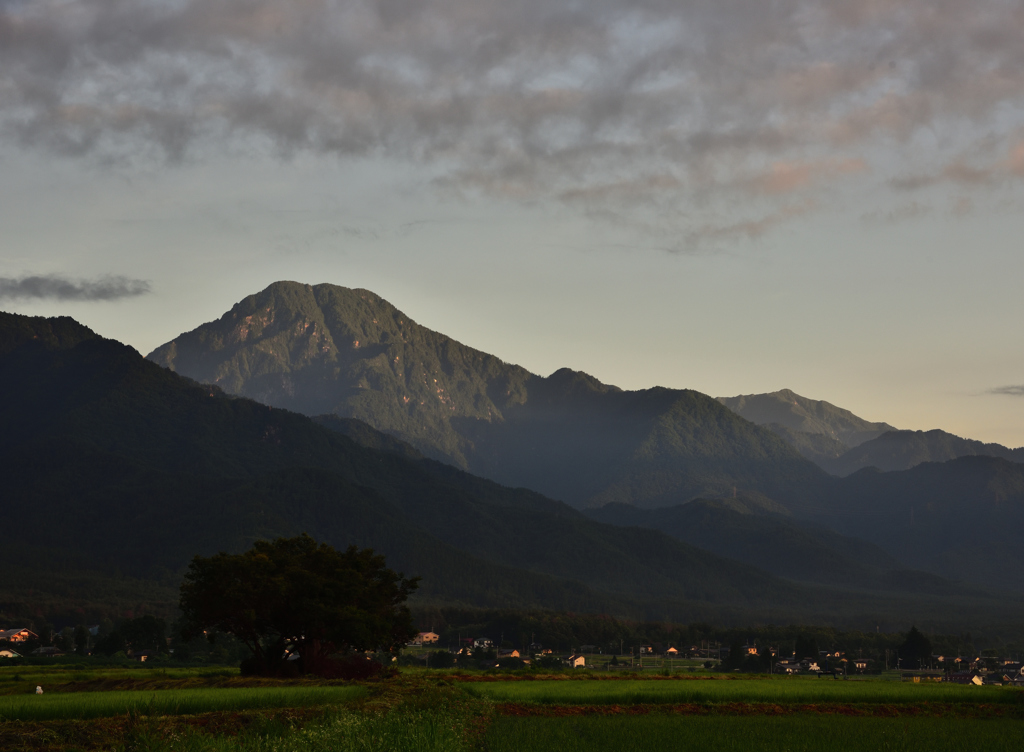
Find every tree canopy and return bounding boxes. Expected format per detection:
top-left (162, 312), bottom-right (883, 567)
top-left (179, 534), bottom-right (419, 675)
top-left (898, 626), bottom-right (933, 670)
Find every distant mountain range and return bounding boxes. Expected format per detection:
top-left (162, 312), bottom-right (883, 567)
top-left (148, 281), bottom-right (828, 509)
top-left (824, 429), bottom-right (1024, 476)
top-left (584, 498), bottom-right (934, 594)
top-left (7, 281), bottom-right (1024, 635)
top-left (140, 282), bottom-right (1024, 598)
top-left (718, 389), bottom-right (1024, 476)
top-left (807, 455), bottom-right (1024, 593)
top-left (0, 312), bottom-right (779, 619)
top-left (5, 310), bottom-right (1023, 633)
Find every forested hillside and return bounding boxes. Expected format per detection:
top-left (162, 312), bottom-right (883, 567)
top-left (0, 312), bottom-right (838, 623)
top-left (585, 499), bottom-right (963, 595)
top-left (805, 456), bottom-right (1024, 593)
top-left (824, 429), bottom-right (1024, 476)
top-left (5, 310), bottom-right (1024, 632)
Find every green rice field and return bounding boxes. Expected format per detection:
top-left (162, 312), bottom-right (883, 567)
top-left (0, 685), bottom-right (365, 722)
top-left (484, 715), bottom-right (1022, 752)
top-left (94, 708), bottom-right (476, 752)
top-left (0, 665), bottom-right (237, 689)
top-left (465, 677), bottom-right (1023, 705)
top-left (3, 669), bottom-right (1022, 752)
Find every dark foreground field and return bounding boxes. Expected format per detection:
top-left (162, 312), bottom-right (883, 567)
top-left (1, 666), bottom-right (1021, 751)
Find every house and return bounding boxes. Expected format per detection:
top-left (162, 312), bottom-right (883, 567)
top-left (945, 671), bottom-right (983, 685)
top-left (30, 646), bottom-right (64, 657)
top-left (0, 650), bottom-right (22, 658)
top-left (407, 631), bottom-right (441, 646)
top-left (666, 647), bottom-right (679, 655)
top-left (564, 654), bottom-right (585, 668)
top-left (744, 644), bottom-right (759, 656)
top-left (498, 649), bottom-right (521, 659)
top-left (639, 645), bottom-right (654, 655)
top-left (134, 650), bottom-right (156, 662)
top-left (0, 628), bottom-right (38, 643)
top-left (473, 637), bottom-right (493, 649)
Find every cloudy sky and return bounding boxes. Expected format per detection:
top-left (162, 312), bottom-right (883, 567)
top-left (2, 0), bottom-right (1024, 445)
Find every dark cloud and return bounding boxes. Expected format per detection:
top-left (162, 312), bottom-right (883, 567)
top-left (2, 0), bottom-right (1024, 240)
top-left (988, 385), bottom-right (1024, 397)
top-left (0, 274), bottom-right (151, 301)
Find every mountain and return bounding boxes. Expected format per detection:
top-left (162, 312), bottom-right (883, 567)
top-left (584, 499), bottom-right (961, 595)
top-left (717, 389), bottom-right (895, 466)
top-left (802, 456), bottom-right (1024, 593)
top-left (718, 390), bottom-right (1024, 477)
top-left (824, 429), bottom-right (1024, 476)
top-left (3, 311), bottom-right (1023, 632)
top-left (0, 311), bottom-right (841, 623)
top-left (148, 281), bottom-right (829, 509)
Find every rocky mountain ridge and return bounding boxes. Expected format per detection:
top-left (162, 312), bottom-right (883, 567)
top-left (149, 281), bottom-right (828, 509)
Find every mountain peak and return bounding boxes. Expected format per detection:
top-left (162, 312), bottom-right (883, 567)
top-left (717, 389), bottom-right (894, 448)
top-left (149, 282), bottom-right (825, 508)
top-left (544, 367), bottom-right (618, 395)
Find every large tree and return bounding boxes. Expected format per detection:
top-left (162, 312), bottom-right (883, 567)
top-left (179, 534), bottom-right (419, 675)
top-left (898, 626), bottom-right (933, 670)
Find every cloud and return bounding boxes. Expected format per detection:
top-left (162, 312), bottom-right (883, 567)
top-left (2, 0), bottom-right (1024, 239)
top-left (988, 385), bottom-right (1024, 397)
top-left (741, 158), bottom-right (867, 196)
top-left (685, 200), bottom-right (816, 247)
top-left (891, 159), bottom-right (1003, 192)
top-left (0, 274), bottom-right (151, 301)
top-left (861, 201), bottom-right (931, 224)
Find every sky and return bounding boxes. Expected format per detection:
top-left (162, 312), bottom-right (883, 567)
top-left (2, 0), bottom-right (1024, 446)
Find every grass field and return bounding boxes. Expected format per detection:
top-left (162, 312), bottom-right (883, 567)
top-left (484, 715), bottom-right (1023, 752)
top-left (102, 708), bottom-right (478, 752)
top-left (464, 677), bottom-right (1021, 706)
top-left (3, 668), bottom-right (1022, 751)
top-left (0, 665), bottom-right (237, 690)
top-left (0, 685), bottom-right (366, 721)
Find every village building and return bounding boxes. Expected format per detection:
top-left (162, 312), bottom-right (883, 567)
top-left (0, 628), bottom-right (38, 643)
top-left (564, 654), bottom-right (585, 668)
top-left (30, 646), bottom-right (64, 657)
top-left (407, 631), bottom-right (440, 646)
